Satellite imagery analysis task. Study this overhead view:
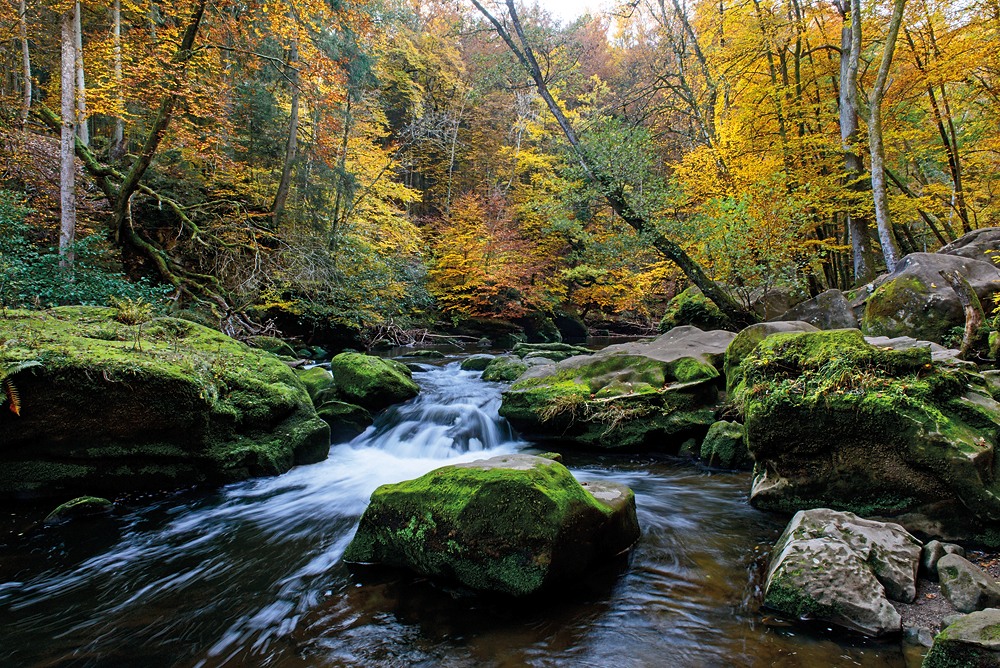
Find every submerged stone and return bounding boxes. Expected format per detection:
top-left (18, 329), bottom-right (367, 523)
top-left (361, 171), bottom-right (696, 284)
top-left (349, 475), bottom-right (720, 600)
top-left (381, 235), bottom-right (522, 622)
top-left (43, 496), bottom-right (113, 524)
top-left (344, 454), bottom-right (640, 596)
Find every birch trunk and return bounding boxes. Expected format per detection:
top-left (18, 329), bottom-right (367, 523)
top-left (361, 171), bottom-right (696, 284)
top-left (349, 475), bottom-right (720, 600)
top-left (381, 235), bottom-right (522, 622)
top-left (271, 39), bottom-right (299, 227)
top-left (74, 0), bottom-right (89, 147)
top-left (19, 0), bottom-right (31, 124)
top-left (868, 0), bottom-right (906, 273)
top-left (60, 10), bottom-right (77, 268)
top-left (112, 0), bottom-right (125, 159)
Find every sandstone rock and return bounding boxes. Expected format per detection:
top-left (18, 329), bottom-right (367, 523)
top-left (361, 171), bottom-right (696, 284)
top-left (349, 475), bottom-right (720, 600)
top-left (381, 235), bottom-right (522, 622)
top-left (939, 554), bottom-right (1000, 613)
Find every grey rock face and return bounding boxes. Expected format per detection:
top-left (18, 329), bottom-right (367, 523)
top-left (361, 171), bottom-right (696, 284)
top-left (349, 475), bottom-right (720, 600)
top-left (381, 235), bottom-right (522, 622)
top-left (938, 554), bottom-right (1000, 613)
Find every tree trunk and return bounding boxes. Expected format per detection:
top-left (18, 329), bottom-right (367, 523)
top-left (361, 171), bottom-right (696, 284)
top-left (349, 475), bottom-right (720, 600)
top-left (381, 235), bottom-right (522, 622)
top-left (868, 0), bottom-right (907, 273)
top-left (19, 0), bottom-right (31, 125)
top-left (60, 10), bottom-right (77, 269)
top-left (471, 0), bottom-right (758, 328)
top-left (111, 0), bottom-right (125, 159)
top-left (939, 270), bottom-right (988, 361)
top-left (271, 38), bottom-right (299, 227)
top-left (838, 0), bottom-right (877, 283)
top-left (74, 0), bottom-right (89, 148)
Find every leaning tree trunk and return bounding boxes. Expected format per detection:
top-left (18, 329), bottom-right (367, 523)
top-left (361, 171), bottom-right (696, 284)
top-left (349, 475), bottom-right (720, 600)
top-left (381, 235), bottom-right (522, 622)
top-left (271, 37), bottom-right (299, 227)
top-left (60, 9), bottom-right (77, 268)
top-left (839, 0), bottom-right (877, 284)
top-left (939, 270), bottom-right (988, 361)
top-left (471, 0), bottom-right (758, 328)
top-left (19, 0), bottom-right (31, 125)
top-left (74, 0), bottom-right (89, 148)
top-left (868, 0), bottom-right (906, 273)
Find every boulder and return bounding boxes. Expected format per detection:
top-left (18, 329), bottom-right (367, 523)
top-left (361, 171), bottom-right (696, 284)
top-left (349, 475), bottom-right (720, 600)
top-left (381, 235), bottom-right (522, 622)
top-left (513, 342), bottom-right (592, 360)
top-left (326, 353), bottom-right (419, 412)
top-left (733, 328), bottom-right (1000, 543)
top-left (723, 320), bottom-right (819, 394)
top-left (938, 554), bottom-right (1000, 613)
top-left (658, 286), bottom-right (733, 332)
top-left (751, 287), bottom-right (806, 320)
top-left (863, 335), bottom-right (962, 365)
top-left (553, 310), bottom-right (589, 341)
top-left (460, 354), bottom-right (495, 372)
top-left (316, 401), bottom-right (373, 442)
top-left (922, 540), bottom-right (966, 581)
top-left (778, 290), bottom-right (859, 330)
top-left (43, 496), bottom-right (113, 524)
top-left (763, 509), bottom-right (921, 636)
top-left (861, 252), bottom-right (1000, 344)
top-left (343, 454), bottom-right (640, 596)
top-left (500, 327), bottom-right (735, 451)
top-left (0, 307), bottom-right (330, 499)
top-left (481, 355), bottom-right (529, 382)
top-left (699, 420), bottom-right (752, 470)
top-left (246, 335), bottom-right (297, 358)
top-left (295, 366), bottom-right (335, 402)
top-left (402, 349), bottom-right (446, 359)
top-left (938, 227), bottom-right (1000, 261)
top-left (923, 608), bottom-right (1000, 668)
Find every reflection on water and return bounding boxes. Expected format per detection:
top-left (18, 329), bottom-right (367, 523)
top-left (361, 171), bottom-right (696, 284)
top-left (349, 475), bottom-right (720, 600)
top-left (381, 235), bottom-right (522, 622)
top-left (0, 362), bottom-right (911, 667)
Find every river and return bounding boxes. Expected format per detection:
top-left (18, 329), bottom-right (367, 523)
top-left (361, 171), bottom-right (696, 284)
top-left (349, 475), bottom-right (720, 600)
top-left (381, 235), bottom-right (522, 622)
top-left (0, 361), bottom-right (915, 666)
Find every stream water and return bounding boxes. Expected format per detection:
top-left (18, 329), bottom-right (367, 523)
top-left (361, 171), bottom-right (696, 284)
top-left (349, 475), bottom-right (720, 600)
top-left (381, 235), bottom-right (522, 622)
top-left (1, 361), bottom-right (918, 667)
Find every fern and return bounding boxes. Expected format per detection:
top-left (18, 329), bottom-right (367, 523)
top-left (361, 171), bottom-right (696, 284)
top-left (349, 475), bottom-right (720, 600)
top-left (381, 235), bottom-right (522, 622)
top-left (1, 360), bottom-right (41, 416)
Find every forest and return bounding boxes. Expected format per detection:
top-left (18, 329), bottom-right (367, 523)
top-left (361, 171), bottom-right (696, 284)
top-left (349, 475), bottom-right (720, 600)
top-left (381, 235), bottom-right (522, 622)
top-left (3, 0), bottom-right (997, 343)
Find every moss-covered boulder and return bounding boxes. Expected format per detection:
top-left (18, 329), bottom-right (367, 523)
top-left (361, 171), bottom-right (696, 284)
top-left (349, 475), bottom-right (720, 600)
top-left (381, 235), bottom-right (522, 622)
top-left (460, 354), bottom-right (495, 371)
top-left (658, 286), bottom-right (732, 333)
top-left (0, 307), bottom-right (330, 500)
top-left (512, 342), bottom-right (592, 360)
top-left (923, 608), bottom-right (1000, 668)
top-left (246, 335), bottom-right (298, 358)
top-left (43, 496), bottom-right (113, 524)
top-left (861, 253), bottom-right (1000, 344)
top-left (325, 353), bottom-right (419, 412)
top-left (343, 453), bottom-right (640, 596)
top-left (734, 328), bottom-right (1000, 542)
top-left (316, 401), bottom-right (373, 442)
top-left (724, 321), bottom-right (819, 394)
top-left (699, 420), bottom-right (751, 469)
top-left (500, 327), bottom-right (734, 451)
top-left (764, 509), bottom-right (921, 637)
top-left (481, 355), bottom-right (529, 382)
top-left (295, 366), bottom-right (335, 402)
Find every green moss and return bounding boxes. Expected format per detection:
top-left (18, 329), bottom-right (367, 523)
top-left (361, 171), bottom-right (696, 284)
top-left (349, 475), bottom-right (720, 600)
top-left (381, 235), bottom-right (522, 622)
top-left (0, 306), bottom-right (329, 499)
top-left (326, 352), bottom-right (419, 411)
top-left (659, 286), bottom-right (732, 333)
top-left (482, 356), bottom-right (529, 382)
top-left (700, 420), bottom-right (751, 469)
top-left (296, 366), bottom-right (335, 402)
top-left (344, 455), bottom-right (637, 596)
top-left (862, 274), bottom-right (957, 343)
top-left (764, 577), bottom-right (839, 620)
top-left (460, 355), bottom-right (495, 371)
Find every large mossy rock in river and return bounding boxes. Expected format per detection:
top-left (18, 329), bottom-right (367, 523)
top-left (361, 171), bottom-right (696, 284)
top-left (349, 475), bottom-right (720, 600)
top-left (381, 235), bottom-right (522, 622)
top-left (343, 453), bottom-right (640, 596)
top-left (325, 353), bottom-right (419, 412)
top-left (861, 252), bottom-right (1000, 344)
top-left (500, 327), bottom-right (735, 451)
top-left (923, 608), bottom-right (1000, 668)
top-left (734, 328), bottom-right (1000, 543)
top-left (658, 286), bottom-right (732, 332)
top-left (764, 508), bottom-right (921, 637)
top-left (0, 307), bottom-right (330, 499)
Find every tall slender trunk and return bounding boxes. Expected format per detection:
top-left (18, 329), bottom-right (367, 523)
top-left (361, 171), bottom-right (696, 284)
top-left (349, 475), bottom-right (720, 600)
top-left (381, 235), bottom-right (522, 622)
top-left (838, 0), bottom-right (876, 283)
top-left (19, 0), bottom-right (31, 125)
top-left (272, 39), bottom-right (299, 227)
top-left (868, 0), bottom-right (907, 272)
top-left (445, 91), bottom-right (468, 214)
top-left (60, 10), bottom-right (77, 269)
top-left (74, 0), bottom-right (89, 147)
top-left (111, 0), bottom-right (125, 159)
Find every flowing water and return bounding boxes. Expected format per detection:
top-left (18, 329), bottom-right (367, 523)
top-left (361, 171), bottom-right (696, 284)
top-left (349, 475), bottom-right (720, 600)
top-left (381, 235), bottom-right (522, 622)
top-left (1, 361), bottom-right (917, 667)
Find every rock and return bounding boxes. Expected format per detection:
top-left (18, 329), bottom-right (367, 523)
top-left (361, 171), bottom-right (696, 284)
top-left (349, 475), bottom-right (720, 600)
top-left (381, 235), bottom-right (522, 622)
top-left (861, 252), bottom-right (1000, 344)
top-left (500, 327), bottom-right (734, 451)
top-left (403, 350), bottom-right (446, 359)
top-left (751, 287), bottom-right (806, 320)
top-left (343, 454), bottom-right (640, 596)
top-left (903, 626), bottom-right (936, 648)
top-left (326, 353), bottom-right (419, 412)
top-left (699, 420), bottom-right (751, 469)
top-left (658, 286), bottom-right (733, 332)
top-left (513, 342), bottom-right (592, 360)
top-left (316, 401), bottom-right (373, 442)
top-left (923, 608), bottom-right (1000, 667)
top-left (863, 335), bottom-right (962, 365)
top-left (460, 354), bottom-right (495, 372)
top-left (246, 335), bottom-right (297, 358)
top-left (0, 307), bottom-right (330, 499)
top-left (553, 310), bottom-right (588, 341)
top-left (723, 320), bottom-right (819, 393)
top-left (938, 555), bottom-right (1000, 613)
top-left (733, 328), bottom-right (1000, 543)
top-left (938, 227), bottom-right (1000, 261)
top-left (778, 289), bottom-right (859, 330)
top-left (922, 540), bottom-right (966, 580)
top-left (295, 366), bottom-right (335, 402)
top-left (481, 355), bottom-right (529, 382)
top-left (43, 496), bottom-right (113, 524)
top-left (763, 509), bottom-right (921, 637)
